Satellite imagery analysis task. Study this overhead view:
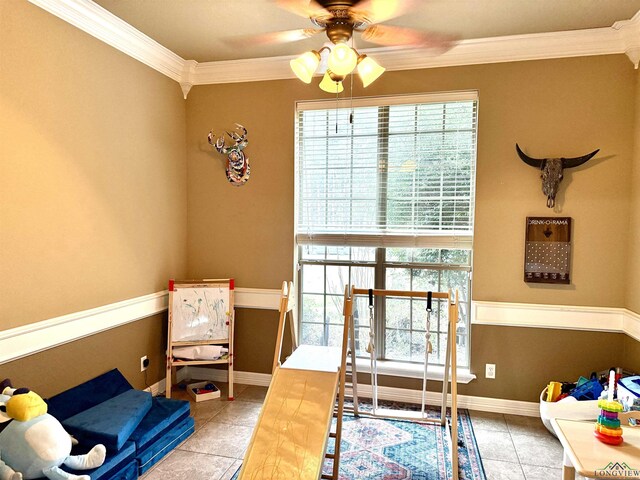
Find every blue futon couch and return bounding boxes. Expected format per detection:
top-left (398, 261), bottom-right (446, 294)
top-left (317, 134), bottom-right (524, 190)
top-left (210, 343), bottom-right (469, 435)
top-left (45, 369), bottom-right (194, 480)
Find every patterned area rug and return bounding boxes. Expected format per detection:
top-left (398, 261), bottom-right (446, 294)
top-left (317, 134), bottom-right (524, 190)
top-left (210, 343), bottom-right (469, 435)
top-left (324, 408), bottom-right (485, 480)
top-left (233, 406), bottom-right (485, 480)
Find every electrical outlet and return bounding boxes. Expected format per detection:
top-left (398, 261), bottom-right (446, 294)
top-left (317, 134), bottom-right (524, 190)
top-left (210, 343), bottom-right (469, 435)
top-left (140, 355), bottom-right (149, 372)
top-left (485, 363), bottom-right (496, 379)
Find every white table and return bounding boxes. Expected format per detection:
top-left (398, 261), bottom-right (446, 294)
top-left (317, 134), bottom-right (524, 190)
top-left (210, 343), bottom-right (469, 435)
top-left (551, 418), bottom-right (640, 479)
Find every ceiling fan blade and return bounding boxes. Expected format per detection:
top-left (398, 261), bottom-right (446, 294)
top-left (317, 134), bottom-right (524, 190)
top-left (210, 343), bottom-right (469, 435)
top-left (353, 0), bottom-right (417, 23)
top-left (274, 0), bottom-right (330, 18)
top-left (257, 28), bottom-right (324, 44)
top-left (231, 28), bottom-right (324, 47)
top-left (362, 25), bottom-right (456, 50)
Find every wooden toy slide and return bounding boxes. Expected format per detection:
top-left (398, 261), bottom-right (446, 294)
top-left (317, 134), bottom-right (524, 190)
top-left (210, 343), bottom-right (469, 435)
top-left (237, 366), bottom-right (339, 479)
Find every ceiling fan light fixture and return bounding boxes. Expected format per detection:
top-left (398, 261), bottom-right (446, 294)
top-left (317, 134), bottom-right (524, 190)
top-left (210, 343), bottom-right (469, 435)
top-left (357, 54), bottom-right (385, 87)
top-left (327, 43), bottom-right (358, 76)
top-left (290, 50), bottom-right (321, 83)
top-left (319, 71), bottom-right (344, 93)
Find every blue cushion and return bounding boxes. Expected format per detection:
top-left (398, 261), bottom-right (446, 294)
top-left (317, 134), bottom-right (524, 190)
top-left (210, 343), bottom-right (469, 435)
top-left (129, 397), bottom-right (190, 452)
top-left (137, 416), bottom-right (195, 474)
top-left (47, 369), bottom-right (133, 421)
top-left (62, 389), bottom-right (152, 451)
top-left (97, 459), bottom-right (138, 480)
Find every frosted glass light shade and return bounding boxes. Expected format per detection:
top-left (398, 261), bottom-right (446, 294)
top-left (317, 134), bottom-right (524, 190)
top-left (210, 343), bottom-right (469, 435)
top-left (327, 44), bottom-right (358, 76)
top-left (319, 72), bottom-right (344, 93)
top-left (290, 51), bottom-right (320, 83)
top-left (357, 55), bottom-right (385, 87)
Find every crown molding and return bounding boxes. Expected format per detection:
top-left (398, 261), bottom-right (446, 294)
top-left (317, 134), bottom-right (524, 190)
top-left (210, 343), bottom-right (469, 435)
top-left (24, 1), bottom-right (640, 92)
top-left (28, 0), bottom-right (185, 81)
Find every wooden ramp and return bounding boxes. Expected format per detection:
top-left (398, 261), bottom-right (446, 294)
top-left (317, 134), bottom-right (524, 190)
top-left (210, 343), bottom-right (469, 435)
top-left (237, 366), bottom-right (339, 480)
top-left (239, 281), bottom-right (353, 480)
top-left (238, 345), bottom-right (345, 480)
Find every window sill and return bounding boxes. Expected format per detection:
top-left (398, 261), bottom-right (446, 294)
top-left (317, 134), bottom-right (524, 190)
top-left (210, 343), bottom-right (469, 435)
top-left (354, 358), bottom-right (476, 384)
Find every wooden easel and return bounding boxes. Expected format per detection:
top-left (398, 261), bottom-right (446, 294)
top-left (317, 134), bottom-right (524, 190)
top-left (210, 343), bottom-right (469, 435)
top-left (343, 286), bottom-right (460, 480)
top-left (165, 278), bottom-right (235, 400)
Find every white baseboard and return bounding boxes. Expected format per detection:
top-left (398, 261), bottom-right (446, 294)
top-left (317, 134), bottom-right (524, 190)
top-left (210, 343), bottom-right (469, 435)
top-left (180, 367), bottom-right (540, 417)
top-left (184, 366), bottom-right (273, 387)
top-left (146, 378), bottom-right (166, 397)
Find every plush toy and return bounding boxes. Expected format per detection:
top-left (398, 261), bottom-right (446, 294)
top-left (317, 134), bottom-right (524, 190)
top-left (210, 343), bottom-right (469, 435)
top-left (0, 384), bottom-right (106, 480)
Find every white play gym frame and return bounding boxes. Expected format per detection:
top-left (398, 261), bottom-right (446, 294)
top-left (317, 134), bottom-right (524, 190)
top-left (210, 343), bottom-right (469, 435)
top-left (260, 282), bottom-right (462, 479)
top-left (342, 285), bottom-right (461, 480)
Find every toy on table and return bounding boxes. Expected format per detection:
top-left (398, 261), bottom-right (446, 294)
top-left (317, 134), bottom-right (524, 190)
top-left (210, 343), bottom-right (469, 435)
top-left (0, 381), bottom-right (106, 480)
top-left (594, 370), bottom-right (624, 446)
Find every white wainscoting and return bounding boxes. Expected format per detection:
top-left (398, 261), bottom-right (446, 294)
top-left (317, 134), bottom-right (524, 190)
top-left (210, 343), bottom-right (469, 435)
top-left (2, 291), bottom-right (638, 366)
top-left (0, 291), bottom-right (168, 365)
top-left (2, 290), bottom-right (638, 415)
top-left (0, 287), bottom-right (282, 365)
top-left (472, 300), bottom-right (640, 341)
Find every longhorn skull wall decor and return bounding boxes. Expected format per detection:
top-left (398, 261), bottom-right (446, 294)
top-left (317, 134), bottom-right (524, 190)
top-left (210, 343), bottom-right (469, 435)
top-left (516, 143), bottom-right (599, 208)
top-left (208, 124), bottom-right (250, 186)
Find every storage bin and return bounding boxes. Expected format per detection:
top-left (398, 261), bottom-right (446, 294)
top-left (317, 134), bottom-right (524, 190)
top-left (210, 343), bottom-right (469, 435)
top-left (187, 381), bottom-right (220, 402)
top-left (539, 386), bottom-right (599, 436)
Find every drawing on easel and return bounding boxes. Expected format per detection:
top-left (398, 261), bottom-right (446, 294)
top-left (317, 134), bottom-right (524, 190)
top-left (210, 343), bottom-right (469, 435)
top-left (171, 286), bottom-right (229, 341)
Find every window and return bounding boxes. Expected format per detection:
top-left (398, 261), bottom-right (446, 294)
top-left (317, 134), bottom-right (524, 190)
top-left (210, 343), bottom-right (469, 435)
top-left (295, 92), bottom-right (477, 368)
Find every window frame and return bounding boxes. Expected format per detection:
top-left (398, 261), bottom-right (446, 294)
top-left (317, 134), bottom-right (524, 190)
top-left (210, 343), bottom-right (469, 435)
top-left (294, 91), bottom-right (478, 372)
top-left (298, 246), bottom-right (472, 368)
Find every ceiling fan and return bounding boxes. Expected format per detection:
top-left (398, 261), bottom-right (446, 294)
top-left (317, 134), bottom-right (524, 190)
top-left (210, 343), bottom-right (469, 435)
top-left (255, 0), bottom-right (456, 92)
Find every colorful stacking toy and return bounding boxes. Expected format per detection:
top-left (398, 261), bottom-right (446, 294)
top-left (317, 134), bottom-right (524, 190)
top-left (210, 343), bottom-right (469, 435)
top-left (594, 370), bottom-right (624, 446)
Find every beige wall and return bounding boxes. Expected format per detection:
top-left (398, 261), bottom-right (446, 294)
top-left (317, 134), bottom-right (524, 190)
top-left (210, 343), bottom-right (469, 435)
top-left (3, 1), bottom-right (638, 401)
top-left (186, 55), bottom-right (637, 401)
top-left (624, 335), bottom-right (640, 373)
top-left (187, 55), bottom-right (635, 303)
top-left (375, 327), bottom-right (626, 402)
top-left (623, 69), bottom-right (640, 375)
top-left (0, 1), bottom-right (187, 388)
top-left (0, 314), bottom-right (168, 396)
top-left (627, 72), bottom-right (640, 314)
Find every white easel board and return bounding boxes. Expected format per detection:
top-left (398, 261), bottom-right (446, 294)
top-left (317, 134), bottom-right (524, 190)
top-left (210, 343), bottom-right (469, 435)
top-left (170, 283), bottom-right (230, 341)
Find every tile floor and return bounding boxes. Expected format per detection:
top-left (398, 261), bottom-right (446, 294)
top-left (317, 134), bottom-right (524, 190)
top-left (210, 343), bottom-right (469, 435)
top-left (469, 410), bottom-right (583, 480)
top-left (141, 384), bottom-right (576, 480)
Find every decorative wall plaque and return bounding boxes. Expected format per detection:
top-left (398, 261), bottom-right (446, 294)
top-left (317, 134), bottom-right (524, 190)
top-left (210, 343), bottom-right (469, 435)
top-left (524, 217), bottom-right (572, 284)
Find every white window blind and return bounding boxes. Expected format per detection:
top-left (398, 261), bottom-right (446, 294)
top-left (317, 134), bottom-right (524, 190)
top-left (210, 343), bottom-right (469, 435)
top-left (295, 92), bottom-right (478, 249)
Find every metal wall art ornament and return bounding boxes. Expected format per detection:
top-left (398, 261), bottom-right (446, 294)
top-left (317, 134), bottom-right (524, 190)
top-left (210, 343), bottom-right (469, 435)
top-left (516, 143), bottom-right (599, 208)
top-left (208, 124), bottom-right (250, 186)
